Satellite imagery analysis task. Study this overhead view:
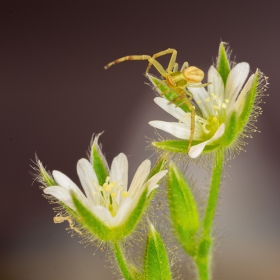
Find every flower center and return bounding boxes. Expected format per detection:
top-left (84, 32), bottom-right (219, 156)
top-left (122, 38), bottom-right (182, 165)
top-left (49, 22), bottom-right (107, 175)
top-left (197, 93), bottom-right (229, 137)
top-left (93, 177), bottom-right (129, 217)
top-left (204, 116), bottom-right (220, 137)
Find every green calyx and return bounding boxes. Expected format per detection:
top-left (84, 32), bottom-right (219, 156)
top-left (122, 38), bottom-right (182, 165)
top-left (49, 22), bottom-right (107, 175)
top-left (71, 187), bottom-right (149, 241)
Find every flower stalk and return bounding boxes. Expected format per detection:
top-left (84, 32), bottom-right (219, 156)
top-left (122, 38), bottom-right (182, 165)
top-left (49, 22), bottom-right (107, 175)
top-left (195, 150), bottom-right (224, 280)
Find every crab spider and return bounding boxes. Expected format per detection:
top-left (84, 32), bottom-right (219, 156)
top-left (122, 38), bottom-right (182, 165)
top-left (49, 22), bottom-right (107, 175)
top-left (104, 48), bottom-right (209, 152)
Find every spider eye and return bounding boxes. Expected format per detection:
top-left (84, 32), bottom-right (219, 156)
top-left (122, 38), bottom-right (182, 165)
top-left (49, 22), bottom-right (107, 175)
top-left (183, 66), bottom-right (204, 83)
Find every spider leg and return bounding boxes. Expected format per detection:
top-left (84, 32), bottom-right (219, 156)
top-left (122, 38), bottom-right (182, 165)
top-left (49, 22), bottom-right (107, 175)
top-left (171, 88), bottom-right (195, 153)
top-left (145, 49), bottom-right (177, 74)
top-left (187, 82), bottom-right (212, 88)
top-left (155, 80), bottom-right (171, 96)
top-left (172, 63), bottom-right (178, 72)
top-left (104, 55), bottom-right (151, 69)
top-left (184, 89), bottom-right (193, 101)
top-left (180, 61), bottom-right (189, 71)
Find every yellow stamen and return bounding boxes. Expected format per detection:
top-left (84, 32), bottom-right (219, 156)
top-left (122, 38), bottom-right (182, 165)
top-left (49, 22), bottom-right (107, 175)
top-left (122, 191), bottom-right (130, 198)
top-left (211, 93), bottom-right (217, 100)
top-left (205, 97), bottom-right (210, 102)
top-left (103, 184), bottom-right (111, 192)
top-left (225, 99), bottom-right (229, 103)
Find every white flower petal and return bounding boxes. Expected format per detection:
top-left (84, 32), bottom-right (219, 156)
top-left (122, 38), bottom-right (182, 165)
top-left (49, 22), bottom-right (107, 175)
top-left (52, 170), bottom-right (82, 194)
top-left (149, 120), bottom-right (189, 139)
top-left (208, 66), bottom-right (225, 100)
top-left (44, 186), bottom-right (75, 209)
top-left (77, 158), bottom-right (98, 205)
top-left (153, 97), bottom-right (186, 120)
top-left (187, 86), bottom-right (210, 118)
top-left (89, 205), bottom-right (114, 227)
top-left (188, 124), bottom-right (225, 158)
top-left (110, 197), bottom-right (133, 227)
top-left (148, 184), bottom-right (159, 195)
top-left (225, 62), bottom-right (250, 109)
top-left (146, 170), bottom-right (168, 194)
top-left (233, 74), bottom-right (255, 116)
top-left (110, 153), bottom-right (128, 190)
top-left (129, 159), bottom-right (151, 198)
top-left (149, 120), bottom-right (204, 141)
top-left (110, 153), bottom-right (128, 204)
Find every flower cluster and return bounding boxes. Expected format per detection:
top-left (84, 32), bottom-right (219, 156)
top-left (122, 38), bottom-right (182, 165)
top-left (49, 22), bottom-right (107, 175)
top-left (34, 42), bottom-right (267, 280)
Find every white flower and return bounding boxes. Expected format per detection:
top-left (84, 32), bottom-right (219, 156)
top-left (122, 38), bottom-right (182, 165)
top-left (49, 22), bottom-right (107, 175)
top-left (149, 62), bottom-right (255, 158)
top-left (43, 153), bottom-right (167, 228)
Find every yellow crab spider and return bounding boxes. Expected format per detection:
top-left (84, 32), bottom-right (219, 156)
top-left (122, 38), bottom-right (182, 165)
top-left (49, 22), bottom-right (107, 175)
top-left (104, 48), bottom-right (209, 152)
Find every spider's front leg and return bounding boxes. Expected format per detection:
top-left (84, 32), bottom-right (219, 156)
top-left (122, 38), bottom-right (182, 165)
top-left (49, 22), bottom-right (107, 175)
top-left (104, 55), bottom-right (151, 69)
top-left (145, 49), bottom-right (177, 75)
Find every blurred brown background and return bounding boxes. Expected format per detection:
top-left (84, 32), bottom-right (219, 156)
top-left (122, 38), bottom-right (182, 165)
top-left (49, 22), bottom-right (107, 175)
top-left (1, 0), bottom-right (279, 279)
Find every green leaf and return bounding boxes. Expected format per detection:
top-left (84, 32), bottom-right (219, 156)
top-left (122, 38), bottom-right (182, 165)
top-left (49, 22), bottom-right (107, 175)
top-left (216, 42), bottom-right (231, 85)
top-left (72, 188), bottom-right (149, 241)
top-left (168, 162), bottom-right (200, 257)
top-left (222, 112), bottom-right (238, 147)
top-left (91, 139), bottom-right (109, 185)
top-left (152, 140), bottom-right (219, 154)
top-left (147, 75), bottom-right (190, 113)
top-left (237, 70), bottom-right (259, 132)
top-left (144, 222), bottom-right (172, 280)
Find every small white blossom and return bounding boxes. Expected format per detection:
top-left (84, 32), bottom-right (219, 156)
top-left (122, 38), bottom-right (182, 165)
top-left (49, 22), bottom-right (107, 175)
top-left (44, 153), bottom-right (167, 228)
top-left (149, 62), bottom-right (255, 158)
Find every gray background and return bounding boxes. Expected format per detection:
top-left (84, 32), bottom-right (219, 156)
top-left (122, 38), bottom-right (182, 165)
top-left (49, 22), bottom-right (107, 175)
top-left (1, 0), bottom-right (279, 279)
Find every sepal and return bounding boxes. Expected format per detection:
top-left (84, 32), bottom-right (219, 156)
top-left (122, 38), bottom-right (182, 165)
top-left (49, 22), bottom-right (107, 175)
top-left (237, 70), bottom-right (259, 131)
top-left (35, 157), bottom-right (56, 187)
top-left (91, 133), bottom-right (109, 185)
top-left (147, 74), bottom-right (190, 112)
top-left (152, 140), bottom-right (219, 154)
top-left (222, 111), bottom-right (238, 147)
top-left (147, 154), bottom-right (168, 181)
top-left (216, 42), bottom-right (231, 85)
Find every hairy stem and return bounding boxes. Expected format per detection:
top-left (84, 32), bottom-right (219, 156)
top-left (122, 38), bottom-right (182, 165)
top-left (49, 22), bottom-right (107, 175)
top-left (203, 151), bottom-right (224, 236)
top-left (196, 151), bottom-right (224, 280)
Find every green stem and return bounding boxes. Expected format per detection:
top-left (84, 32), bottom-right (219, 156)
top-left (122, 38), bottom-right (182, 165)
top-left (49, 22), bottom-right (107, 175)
top-left (196, 256), bottom-right (211, 280)
top-left (113, 242), bottom-right (135, 280)
top-left (203, 151), bottom-right (224, 236)
top-left (196, 150), bottom-right (224, 280)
